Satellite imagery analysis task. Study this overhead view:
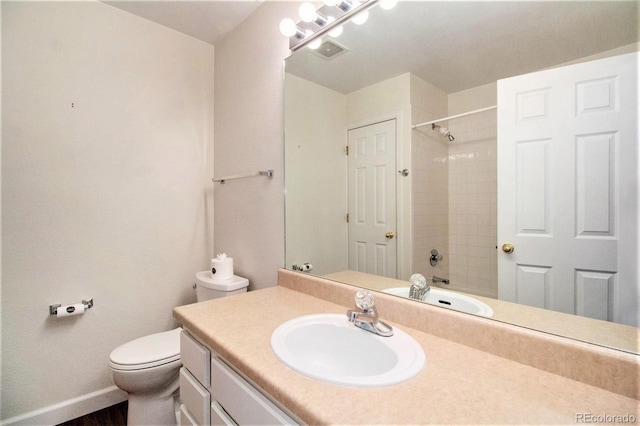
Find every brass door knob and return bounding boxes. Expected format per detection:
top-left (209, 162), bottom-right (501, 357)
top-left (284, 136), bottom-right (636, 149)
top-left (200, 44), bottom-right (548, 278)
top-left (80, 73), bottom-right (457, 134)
top-left (385, 231), bottom-right (395, 239)
top-left (502, 243), bottom-right (515, 254)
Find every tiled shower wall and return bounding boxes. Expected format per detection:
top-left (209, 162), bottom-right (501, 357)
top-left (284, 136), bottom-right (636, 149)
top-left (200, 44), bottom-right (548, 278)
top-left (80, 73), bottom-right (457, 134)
top-left (447, 109), bottom-right (498, 298)
top-left (410, 75), bottom-right (449, 280)
top-left (411, 129), bottom-right (449, 278)
top-left (410, 76), bottom-right (497, 296)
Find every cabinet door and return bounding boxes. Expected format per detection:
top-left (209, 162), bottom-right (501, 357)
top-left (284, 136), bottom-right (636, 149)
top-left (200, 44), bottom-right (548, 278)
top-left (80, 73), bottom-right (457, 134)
top-left (210, 356), bottom-right (297, 425)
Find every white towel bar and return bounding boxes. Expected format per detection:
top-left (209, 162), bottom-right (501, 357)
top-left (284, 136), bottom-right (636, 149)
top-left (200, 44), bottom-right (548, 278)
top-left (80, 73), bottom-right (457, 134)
top-left (213, 169), bottom-right (274, 184)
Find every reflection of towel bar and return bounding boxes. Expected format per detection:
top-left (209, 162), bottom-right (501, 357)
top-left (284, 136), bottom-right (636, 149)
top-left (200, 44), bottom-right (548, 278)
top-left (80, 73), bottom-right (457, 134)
top-left (213, 169), bottom-right (274, 184)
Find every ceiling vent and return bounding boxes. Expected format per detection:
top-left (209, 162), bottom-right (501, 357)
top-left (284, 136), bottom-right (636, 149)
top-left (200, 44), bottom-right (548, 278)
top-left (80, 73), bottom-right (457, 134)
top-left (312, 40), bottom-right (348, 60)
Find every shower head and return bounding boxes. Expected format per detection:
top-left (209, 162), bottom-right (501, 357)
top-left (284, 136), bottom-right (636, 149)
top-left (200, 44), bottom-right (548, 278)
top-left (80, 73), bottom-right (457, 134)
top-left (431, 123), bottom-right (455, 142)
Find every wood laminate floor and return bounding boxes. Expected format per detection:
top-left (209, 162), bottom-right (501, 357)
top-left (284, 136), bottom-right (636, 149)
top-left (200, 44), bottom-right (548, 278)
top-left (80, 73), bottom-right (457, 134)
top-left (57, 401), bottom-right (127, 426)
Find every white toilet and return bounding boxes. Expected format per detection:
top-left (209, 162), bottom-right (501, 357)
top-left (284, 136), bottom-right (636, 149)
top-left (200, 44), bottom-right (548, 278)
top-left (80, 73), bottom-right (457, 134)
top-left (108, 273), bottom-right (249, 425)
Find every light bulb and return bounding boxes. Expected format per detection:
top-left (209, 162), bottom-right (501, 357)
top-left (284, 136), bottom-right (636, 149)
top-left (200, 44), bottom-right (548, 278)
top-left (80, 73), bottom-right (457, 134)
top-left (379, 0), bottom-right (398, 10)
top-left (336, 0), bottom-right (352, 11)
top-left (308, 37), bottom-right (322, 50)
top-left (299, 2), bottom-right (318, 22)
top-left (328, 24), bottom-right (343, 37)
top-left (279, 18), bottom-right (298, 37)
top-left (326, 17), bottom-right (343, 37)
top-left (351, 9), bottom-right (369, 25)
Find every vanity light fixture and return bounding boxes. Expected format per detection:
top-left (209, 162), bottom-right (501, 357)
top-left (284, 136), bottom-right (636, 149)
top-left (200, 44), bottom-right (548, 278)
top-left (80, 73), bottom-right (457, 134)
top-left (327, 17), bottom-right (344, 37)
top-left (329, 0), bottom-right (355, 12)
top-left (280, 0), bottom-right (397, 52)
top-left (299, 2), bottom-right (328, 25)
top-left (351, 10), bottom-right (369, 25)
top-left (307, 33), bottom-right (323, 50)
top-left (349, 1), bottom-right (369, 25)
top-left (379, 0), bottom-right (398, 10)
top-left (279, 18), bottom-right (304, 38)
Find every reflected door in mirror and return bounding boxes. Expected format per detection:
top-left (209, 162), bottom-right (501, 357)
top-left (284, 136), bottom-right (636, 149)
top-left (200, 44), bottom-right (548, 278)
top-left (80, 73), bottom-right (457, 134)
top-left (348, 119), bottom-right (397, 278)
top-left (497, 53), bottom-right (638, 327)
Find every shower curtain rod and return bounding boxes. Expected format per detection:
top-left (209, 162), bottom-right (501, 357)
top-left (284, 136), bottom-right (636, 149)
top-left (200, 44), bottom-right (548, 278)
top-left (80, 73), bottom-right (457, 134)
top-left (411, 105), bottom-right (497, 130)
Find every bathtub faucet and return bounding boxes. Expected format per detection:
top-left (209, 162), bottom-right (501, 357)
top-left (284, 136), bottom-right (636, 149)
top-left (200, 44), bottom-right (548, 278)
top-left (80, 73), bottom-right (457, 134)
top-left (432, 276), bottom-right (450, 285)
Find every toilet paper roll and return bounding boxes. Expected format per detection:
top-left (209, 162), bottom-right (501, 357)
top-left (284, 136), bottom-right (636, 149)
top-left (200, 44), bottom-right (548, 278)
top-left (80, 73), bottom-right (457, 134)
top-left (57, 303), bottom-right (85, 318)
top-left (211, 256), bottom-right (233, 280)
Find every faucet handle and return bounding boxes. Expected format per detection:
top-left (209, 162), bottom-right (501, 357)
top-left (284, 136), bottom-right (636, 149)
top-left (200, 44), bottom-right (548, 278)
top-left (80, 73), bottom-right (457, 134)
top-left (410, 273), bottom-right (427, 289)
top-left (354, 289), bottom-right (376, 311)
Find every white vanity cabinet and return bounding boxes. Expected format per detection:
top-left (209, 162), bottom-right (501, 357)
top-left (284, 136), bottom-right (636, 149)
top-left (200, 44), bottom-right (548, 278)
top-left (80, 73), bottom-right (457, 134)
top-left (179, 330), bottom-right (215, 425)
top-left (179, 330), bottom-right (297, 426)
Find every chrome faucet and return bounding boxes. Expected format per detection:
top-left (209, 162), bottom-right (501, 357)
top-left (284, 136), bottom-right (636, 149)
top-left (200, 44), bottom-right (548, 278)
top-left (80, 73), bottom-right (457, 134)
top-left (347, 290), bottom-right (393, 337)
top-left (409, 273), bottom-right (430, 300)
top-left (432, 276), bottom-right (450, 285)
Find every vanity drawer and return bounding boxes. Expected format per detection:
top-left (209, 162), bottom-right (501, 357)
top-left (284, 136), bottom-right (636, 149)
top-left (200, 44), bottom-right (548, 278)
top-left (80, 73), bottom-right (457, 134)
top-left (180, 330), bottom-right (210, 387)
top-left (179, 404), bottom-right (198, 426)
top-left (211, 400), bottom-right (237, 426)
top-left (180, 368), bottom-right (211, 426)
top-left (210, 356), bottom-right (296, 425)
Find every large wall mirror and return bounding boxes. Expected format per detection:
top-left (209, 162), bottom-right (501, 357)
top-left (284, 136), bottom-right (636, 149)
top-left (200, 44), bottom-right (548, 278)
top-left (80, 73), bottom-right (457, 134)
top-left (284, 1), bottom-right (639, 354)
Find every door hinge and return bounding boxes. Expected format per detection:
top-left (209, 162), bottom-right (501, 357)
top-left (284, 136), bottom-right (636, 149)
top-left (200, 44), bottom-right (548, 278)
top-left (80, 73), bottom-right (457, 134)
top-left (345, 145), bottom-right (349, 155)
top-left (346, 213), bottom-right (350, 223)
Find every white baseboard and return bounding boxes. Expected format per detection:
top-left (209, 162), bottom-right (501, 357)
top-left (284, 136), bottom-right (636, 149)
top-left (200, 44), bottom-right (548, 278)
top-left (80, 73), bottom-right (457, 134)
top-left (1, 386), bottom-right (127, 426)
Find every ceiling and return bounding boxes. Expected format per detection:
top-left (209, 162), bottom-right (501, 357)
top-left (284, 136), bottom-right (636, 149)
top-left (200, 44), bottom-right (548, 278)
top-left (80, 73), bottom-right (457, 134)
top-left (103, 0), bottom-right (263, 45)
top-left (286, 1), bottom-right (640, 94)
top-left (103, 1), bottom-right (639, 94)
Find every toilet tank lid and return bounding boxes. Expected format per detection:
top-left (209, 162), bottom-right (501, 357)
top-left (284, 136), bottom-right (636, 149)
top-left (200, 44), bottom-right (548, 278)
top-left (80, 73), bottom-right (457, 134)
top-left (196, 271), bottom-right (249, 291)
top-left (109, 327), bottom-right (181, 367)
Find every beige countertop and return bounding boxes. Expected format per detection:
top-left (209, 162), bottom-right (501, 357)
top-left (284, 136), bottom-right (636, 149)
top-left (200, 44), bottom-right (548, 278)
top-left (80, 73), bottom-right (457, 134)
top-left (324, 270), bottom-right (640, 354)
top-left (174, 278), bottom-right (638, 425)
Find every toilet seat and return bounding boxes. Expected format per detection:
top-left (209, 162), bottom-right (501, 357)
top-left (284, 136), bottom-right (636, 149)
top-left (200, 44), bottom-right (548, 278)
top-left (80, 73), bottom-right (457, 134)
top-left (109, 327), bottom-right (182, 371)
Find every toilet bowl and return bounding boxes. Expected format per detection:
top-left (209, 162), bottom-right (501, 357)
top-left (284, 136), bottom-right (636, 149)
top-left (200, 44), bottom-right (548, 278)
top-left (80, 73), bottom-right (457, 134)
top-left (109, 328), bottom-right (182, 425)
top-left (109, 272), bottom-right (249, 425)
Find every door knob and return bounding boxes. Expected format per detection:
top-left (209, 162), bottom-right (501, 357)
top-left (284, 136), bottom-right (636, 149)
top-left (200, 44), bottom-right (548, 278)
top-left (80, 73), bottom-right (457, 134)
top-left (502, 243), bottom-right (515, 254)
top-left (385, 231), bottom-right (395, 239)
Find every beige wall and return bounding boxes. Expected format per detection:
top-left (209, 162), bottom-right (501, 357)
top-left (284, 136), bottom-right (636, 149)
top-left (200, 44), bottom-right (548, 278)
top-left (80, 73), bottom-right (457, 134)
top-left (284, 74), bottom-right (348, 276)
top-left (213, 2), bottom-right (298, 290)
top-left (3, 1), bottom-right (634, 422)
top-left (1, 2), bottom-right (214, 422)
top-left (283, 73), bottom-right (414, 278)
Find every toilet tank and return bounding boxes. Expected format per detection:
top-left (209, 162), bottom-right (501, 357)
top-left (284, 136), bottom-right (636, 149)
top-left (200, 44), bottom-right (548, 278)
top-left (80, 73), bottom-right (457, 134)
top-left (195, 271), bottom-right (249, 302)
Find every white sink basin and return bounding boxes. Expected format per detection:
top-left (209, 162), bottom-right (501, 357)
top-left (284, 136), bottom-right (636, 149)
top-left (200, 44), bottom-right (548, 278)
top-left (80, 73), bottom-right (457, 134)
top-left (271, 314), bottom-right (425, 387)
top-left (383, 287), bottom-right (494, 318)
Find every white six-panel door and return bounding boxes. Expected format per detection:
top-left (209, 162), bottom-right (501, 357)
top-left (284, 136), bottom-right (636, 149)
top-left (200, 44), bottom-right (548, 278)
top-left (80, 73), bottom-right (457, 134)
top-left (347, 119), bottom-right (397, 278)
top-left (497, 52), bottom-right (638, 326)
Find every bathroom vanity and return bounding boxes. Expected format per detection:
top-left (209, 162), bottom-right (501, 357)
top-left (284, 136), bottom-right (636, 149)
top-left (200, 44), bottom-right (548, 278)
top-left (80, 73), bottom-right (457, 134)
top-left (179, 330), bottom-right (296, 425)
top-left (173, 269), bottom-right (639, 425)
